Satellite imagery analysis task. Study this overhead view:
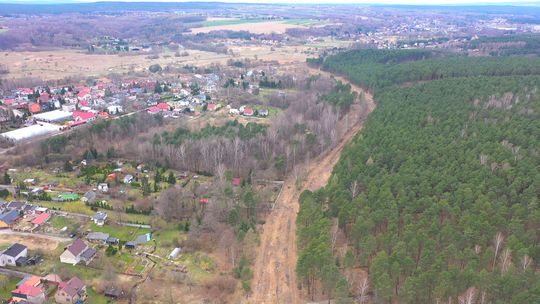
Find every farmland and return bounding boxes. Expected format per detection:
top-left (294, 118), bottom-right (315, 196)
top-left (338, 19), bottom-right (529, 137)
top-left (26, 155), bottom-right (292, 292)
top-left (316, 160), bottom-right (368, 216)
top-left (190, 20), bottom-right (310, 34)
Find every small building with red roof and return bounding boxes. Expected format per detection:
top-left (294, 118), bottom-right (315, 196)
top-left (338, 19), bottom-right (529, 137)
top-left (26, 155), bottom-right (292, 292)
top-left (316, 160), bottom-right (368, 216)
top-left (31, 213), bottom-right (51, 226)
top-left (11, 275), bottom-right (46, 304)
top-left (243, 108), bottom-right (254, 116)
top-left (207, 103), bottom-right (220, 111)
top-left (28, 103), bottom-right (42, 114)
top-left (72, 111), bottom-right (96, 122)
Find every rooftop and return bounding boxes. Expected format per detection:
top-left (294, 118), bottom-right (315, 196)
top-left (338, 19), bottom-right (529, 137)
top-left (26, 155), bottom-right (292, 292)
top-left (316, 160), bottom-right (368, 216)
top-left (3, 243), bottom-right (26, 258)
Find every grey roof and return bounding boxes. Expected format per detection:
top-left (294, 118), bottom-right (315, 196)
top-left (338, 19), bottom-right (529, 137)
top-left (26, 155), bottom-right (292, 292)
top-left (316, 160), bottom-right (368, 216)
top-left (83, 191), bottom-right (96, 201)
top-left (92, 211), bottom-right (107, 221)
top-left (80, 248), bottom-right (96, 261)
top-left (3, 243), bottom-right (26, 257)
top-left (87, 232), bottom-right (109, 241)
top-left (106, 237), bottom-right (119, 244)
top-left (0, 210), bottom-right (20, 224)
top-left (6, 201), bottom-right (25, 210)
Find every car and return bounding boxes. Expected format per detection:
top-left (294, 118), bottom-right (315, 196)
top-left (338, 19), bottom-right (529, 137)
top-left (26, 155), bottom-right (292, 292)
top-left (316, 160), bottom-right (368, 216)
top-left (69, 232), bottom-right (77, 238)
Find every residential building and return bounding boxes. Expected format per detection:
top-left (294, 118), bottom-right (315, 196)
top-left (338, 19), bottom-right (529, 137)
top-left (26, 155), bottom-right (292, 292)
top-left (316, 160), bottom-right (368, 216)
top-left (92, 211), bottom-right (107, 226)
top-left (0, 243), bottom-right (28, 267)
top-left (0, 209), bottom-right (20, 228)
top-left (60, 239), bottom-right (96, 265)
top-left (11, 276), bottom-right (46, 304)
top-left (54, 276), bottom-right (87, 304)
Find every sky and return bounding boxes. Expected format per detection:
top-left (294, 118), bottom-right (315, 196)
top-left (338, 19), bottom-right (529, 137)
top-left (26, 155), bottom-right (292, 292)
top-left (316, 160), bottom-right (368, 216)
top-left (2, 0), bottom-right (540, 4)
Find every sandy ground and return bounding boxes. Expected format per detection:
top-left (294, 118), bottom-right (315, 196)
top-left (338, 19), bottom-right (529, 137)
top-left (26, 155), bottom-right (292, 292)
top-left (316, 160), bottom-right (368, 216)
top-left (0, 230), bottom-right (67, 251)
top-left (190, 21), bottom-right (305, 34)
top-left (248, 66), bottom-right (376, 304)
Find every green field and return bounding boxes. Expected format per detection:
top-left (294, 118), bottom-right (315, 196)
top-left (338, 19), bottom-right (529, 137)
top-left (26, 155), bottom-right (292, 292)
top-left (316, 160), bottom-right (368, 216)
top-left (89, 223), bottom-right (150, 241)
top-left (0, 28), bottom-right (8, 34)
top-left (50, 215), bottom-right (79, 230)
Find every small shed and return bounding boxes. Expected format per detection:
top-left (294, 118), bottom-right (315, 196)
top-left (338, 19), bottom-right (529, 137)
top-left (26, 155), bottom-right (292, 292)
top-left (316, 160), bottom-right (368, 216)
top-left (168, 247), bottom-right (181, 260)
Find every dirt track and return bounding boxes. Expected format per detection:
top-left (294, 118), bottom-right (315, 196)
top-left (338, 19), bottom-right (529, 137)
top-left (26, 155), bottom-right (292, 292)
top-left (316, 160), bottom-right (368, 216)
top-left (249, 67), bottom-right (376, 304)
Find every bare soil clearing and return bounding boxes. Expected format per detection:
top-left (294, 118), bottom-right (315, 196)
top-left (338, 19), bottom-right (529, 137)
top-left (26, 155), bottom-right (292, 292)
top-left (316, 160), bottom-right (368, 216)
top-left (0, 231), bottom-right (65, 251)
top-left (248, 66), bottom-right (376, 304)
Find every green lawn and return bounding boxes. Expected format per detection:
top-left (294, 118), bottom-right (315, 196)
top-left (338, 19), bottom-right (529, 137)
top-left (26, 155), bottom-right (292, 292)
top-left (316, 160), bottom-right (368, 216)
top-left (36, 201), bottom-right (96, 216)
top-left (0, 276), bottom-right (19, 301)
top-left (86, 287), bottom-right (110, 304)
top-left (0, 28), bottom-right (7, 34)
top-left (50, 216), bottom-right (78, 230)
top-left (11, 169), bottom-right (82, 189)
top-left (89, 223), bottom-right (150, 241)
top-left (153, 227), bottom-right (186, 250)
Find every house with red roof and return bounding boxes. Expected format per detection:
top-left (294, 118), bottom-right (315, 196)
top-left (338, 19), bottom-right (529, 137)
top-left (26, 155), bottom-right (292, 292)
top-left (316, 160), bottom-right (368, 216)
top-left (54, 276), bottom-right (87, 304)
top-left (17, 88), bottom-right (34, 96)
top-left (147, 102), bottom-right (170, 114)
top-left (38, 93), bottom-right (50, 103)
top-left (31, 213), bottom-right (50, 226)
top-left (2, 98), bottom-right (16, 106)
top-left (242, 108), bottom-right (254, 116)
top-left (207, 103), bottom-right (221, 111)
top-left (98, 111), bottom-right (109, 119)
top-left (11, 275), bottom-right (46, 304)
top-left (77, 88), bottom-right (91, 101)
top-left (28, 103), bottom-right (41, 114)
top-left (156, 102), bottom-right (170, 111)
top-left (72, 111), bottom-right (96, 122)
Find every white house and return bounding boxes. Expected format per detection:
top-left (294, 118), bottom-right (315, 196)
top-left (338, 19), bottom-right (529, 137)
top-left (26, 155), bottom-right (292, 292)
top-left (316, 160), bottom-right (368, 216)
top-left (97, 183), bottom-right (108, 192)
top-left (92, 211), bottom-right (108, 226)
top-left (123, 174), bottom-right (134, 184)
top-left (0, 243), bottom-right (28, 267)
top-left (107, 105), bottom-right (124, 114)
top-left (60, 239), bottom-right (96, 265)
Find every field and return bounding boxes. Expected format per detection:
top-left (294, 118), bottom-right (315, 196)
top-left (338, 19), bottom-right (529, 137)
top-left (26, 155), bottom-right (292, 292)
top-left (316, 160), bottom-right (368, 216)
top-left (200, 18), bottom-right (268, 27)
top-left (0, 37), bottom-right (352, 81)
top-left (0, 231), bottom-right (63, 251)
top-left (190, 20), bottom-right (308, 34)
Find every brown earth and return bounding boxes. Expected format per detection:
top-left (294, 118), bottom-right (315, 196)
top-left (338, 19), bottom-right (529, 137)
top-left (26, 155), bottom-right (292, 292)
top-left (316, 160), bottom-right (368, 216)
top-left (0, 232), bottom-right (62, 251)
top-left (248, 66), bottom-right (376, 304)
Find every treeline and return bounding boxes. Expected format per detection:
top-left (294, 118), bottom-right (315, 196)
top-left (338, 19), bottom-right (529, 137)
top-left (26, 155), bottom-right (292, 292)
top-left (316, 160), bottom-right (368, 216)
top-left (466, 35), bottom-right (540, 56)
top-left (298, 50), bottom-right (540, 303)
top-left (154, 120), bottom-right (267, 146)
top-left (321, 49), bottom-right (540, 90)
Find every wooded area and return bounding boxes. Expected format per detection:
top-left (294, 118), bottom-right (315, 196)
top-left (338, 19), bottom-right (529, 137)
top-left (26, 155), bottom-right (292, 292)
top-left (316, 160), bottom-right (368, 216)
top-left (298, 50), bottom-right (540, 303)
top-left (320, 49), bottom-right (540, 91)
